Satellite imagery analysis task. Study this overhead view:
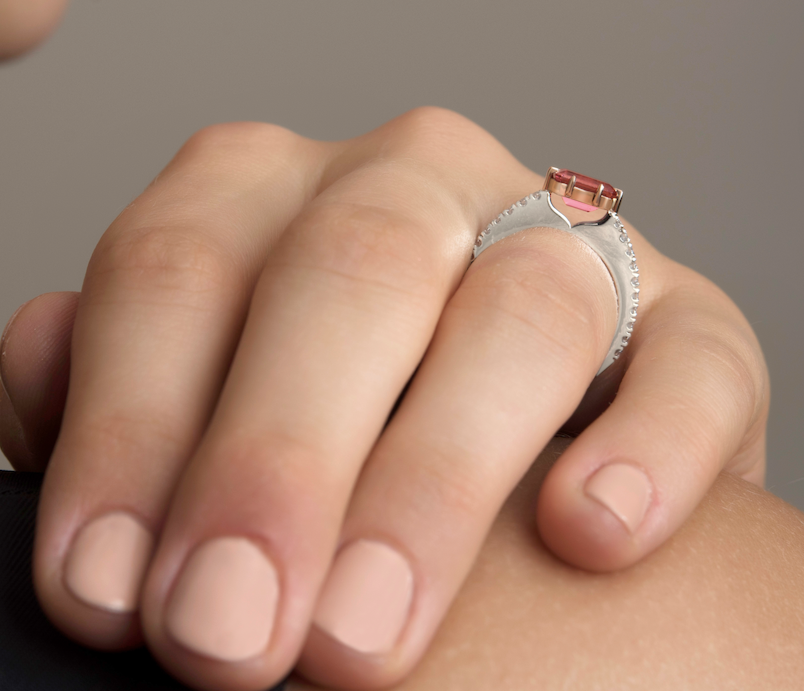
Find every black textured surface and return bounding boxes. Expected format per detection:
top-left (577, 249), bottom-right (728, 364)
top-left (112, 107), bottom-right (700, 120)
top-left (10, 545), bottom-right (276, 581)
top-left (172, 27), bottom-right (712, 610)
top-left (0, 470), bottom-right (287, 691)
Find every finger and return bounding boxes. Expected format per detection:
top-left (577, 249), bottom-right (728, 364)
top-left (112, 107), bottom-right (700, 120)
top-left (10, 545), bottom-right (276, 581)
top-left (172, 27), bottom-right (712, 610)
top-left (139, 109), bottom-right (522, 691)
top-left (1, 292), bottom-right (78, 471)
top-left (537, 266), bottom-right (769, 571)
top-left (34, 123), bottom-right (325, 650)
top-left (297, 212), bottom-right (617, 687)
top-left (0, 0), bottom-right (68, 60)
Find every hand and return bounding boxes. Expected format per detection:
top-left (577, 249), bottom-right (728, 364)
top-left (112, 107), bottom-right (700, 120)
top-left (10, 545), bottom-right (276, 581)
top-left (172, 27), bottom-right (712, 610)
top-left (0, 108), bottom-right (769, 691)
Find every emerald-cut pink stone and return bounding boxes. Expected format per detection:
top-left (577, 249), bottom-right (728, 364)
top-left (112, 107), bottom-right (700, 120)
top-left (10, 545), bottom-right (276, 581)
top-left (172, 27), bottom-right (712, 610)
top-left (554, 169), bottom-right (616, 199)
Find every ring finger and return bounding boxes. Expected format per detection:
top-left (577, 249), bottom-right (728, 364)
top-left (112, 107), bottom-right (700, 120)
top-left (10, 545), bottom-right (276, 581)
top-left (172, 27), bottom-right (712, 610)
top-left (297, 204), bottom-right (618, 688)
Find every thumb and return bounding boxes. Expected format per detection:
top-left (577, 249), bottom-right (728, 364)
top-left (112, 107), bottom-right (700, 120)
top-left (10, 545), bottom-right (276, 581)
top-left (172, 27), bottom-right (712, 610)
top-left (0, 292), bottom-right (78, 471)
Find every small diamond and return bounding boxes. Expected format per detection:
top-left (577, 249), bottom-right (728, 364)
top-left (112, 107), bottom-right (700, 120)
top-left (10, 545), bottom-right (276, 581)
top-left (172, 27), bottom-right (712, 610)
top-left (631, 292), bottom-right (640, 303)
top-left (520, 197), bottom-right (528, 206)
top-left (631, 277), bottom-right (640, 287)
top-left (614, 348), bottom-right (623, 358)
top-left (629, 262), bottom-right (639, 272)
top-left (622, 335), bottom-right (630, 344)
top-left (626, 322), bottom-right (635, 332)
top-left (630, 307), bottom-right (638, 318)
top-left (625, 249), bottom-right (636, 259)
top-left (619, 234), bottom-right (628, 243)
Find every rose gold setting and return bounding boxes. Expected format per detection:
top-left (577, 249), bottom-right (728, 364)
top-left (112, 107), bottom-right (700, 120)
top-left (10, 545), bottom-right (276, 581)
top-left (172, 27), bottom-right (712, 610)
top-left (543, 166), bottom-right (623, 213)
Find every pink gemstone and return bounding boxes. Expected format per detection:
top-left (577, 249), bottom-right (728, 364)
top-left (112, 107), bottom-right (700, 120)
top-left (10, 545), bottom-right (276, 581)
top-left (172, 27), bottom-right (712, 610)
top-left (553, 169), bottom-right (616, 199)
top-left (563, 198), bottom-right (599, 213)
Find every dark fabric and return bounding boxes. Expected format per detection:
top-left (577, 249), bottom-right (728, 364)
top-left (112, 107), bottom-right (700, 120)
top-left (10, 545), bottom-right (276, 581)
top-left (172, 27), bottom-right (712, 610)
top-left (0, 470), bottom-right (287, 691)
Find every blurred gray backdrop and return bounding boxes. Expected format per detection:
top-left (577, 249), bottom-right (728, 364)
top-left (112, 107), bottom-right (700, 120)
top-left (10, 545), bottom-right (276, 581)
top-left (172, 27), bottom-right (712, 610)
top-left (1, 0), bottom-right (803, 507)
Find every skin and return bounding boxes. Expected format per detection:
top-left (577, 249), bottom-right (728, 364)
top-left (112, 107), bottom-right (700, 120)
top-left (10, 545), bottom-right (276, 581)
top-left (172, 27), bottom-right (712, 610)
top-left (0, 109), bottom-right (770, 691)
top-left (0, 0), bottom-right (67, 60)
top-left (291, 439), bottom-right (804, 691)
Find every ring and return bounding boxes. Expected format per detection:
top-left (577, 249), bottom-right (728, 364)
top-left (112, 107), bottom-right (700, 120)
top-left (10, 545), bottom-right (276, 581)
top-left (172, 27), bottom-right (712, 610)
top-left (472, 167), bottom-right (639, 375)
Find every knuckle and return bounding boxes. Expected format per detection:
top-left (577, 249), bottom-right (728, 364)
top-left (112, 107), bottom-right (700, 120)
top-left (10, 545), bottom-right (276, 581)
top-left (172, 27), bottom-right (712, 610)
top-left (641, 399), bottom-right (722, 475)
top-left (688, 328), bottom-right (765, 423)
top-left (292, 201), bottom-right (444, 301)
top-left (635, 327), bottom-right (767, 470)
top-left (180, 121), bottom-right (302, 164)
top-left (652, 272), bottom-right (770, 422)
top-left (650, 317), bottom-right (767, 427)
top-left (383, 106), bottom-right (492, 159)
top-left (412, 453), bottom-right (493, 518)
top-left (395, 106), bottom-right (473, 136)
top-left (205, 430), bottom-right (342, 510)
top-left (90, 223), bottom-right (237, 299)
top-left (77, 409), bottom-right (186, 467)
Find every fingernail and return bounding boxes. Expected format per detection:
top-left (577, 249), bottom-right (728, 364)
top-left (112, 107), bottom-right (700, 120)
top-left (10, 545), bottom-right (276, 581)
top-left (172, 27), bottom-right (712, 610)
top-left (165, 537), bottom-right (279, 662)
top-left (64, 512), bottom-right (155, 613)
top-left (585, 463), bottom-right (652, 534)
top-left (313, 540), bottom-right (413, 655)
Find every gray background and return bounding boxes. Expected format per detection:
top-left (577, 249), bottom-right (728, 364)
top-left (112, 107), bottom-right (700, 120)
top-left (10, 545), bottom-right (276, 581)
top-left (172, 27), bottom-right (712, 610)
top-left (1, 1), bottom-right (803, 507)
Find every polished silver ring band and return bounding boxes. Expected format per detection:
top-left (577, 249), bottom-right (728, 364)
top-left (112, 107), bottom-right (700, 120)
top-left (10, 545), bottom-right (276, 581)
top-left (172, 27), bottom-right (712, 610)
top-left (472, 190), bottom-right (639, 375)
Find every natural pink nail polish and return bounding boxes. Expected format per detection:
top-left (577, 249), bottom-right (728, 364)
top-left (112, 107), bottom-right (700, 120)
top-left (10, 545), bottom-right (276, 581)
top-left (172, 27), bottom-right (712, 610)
top-left (313, 540), bottom-right (413, 655)
top-left (64, 511), bottom-right (155, 613)
top-left (585, 463), bottom-right (653, 534)
top-left (165, 537), bottom-right (279, 662)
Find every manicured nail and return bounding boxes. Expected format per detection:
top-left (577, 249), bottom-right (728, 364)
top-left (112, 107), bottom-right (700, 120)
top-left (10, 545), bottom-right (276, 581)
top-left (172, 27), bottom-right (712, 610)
top-left (64, 512), bottom-right (155, 613)
top-left (313, 540), bottom-right (413, 655)
top-left (585, 463), bottom-right (652, 534)
top-left (165, 537), bottom-right (279, 662)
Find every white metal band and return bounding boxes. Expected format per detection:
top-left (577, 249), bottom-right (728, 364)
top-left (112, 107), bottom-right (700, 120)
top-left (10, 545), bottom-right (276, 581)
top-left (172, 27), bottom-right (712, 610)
top-left (472, 191), bottom-right (639, 375)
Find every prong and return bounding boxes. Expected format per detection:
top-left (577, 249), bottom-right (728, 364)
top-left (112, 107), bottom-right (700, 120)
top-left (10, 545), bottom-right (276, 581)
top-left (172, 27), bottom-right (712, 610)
top-left (543, 167), bottom-right (559, 190)
top-left (565, 175), bottom-right (577, 197)
top-left (592, 183), bottom-right (604, 206)
top-left (613, 188), bottom-right (624, 212)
